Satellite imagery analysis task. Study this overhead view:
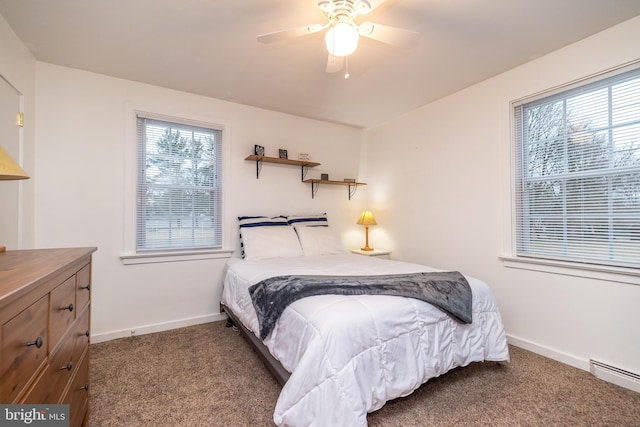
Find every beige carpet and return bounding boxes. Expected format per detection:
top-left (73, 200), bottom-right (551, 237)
top-left (88, 321), bottom-right (640, 426)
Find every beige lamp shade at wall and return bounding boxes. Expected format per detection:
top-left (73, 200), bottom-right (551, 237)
top-left (0, 146), bottom-right (29, 252)
top-left (356, 210), bottom-right (377, 226)
top-left (0, 146), bottom-right (29, 180)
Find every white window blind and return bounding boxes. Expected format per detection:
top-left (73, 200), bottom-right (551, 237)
top-left (136, 116), bottom-right (223, 252)
top-left (513, 68), bottom-right (640, 269)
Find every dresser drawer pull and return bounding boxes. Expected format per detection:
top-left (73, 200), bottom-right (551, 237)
top-left (84, 330), bottom-right (90, 337)
top-left (26, 336), bottom-right (44, 348)
top-left (60, 303), bottom-right (74, 312)
top-left (60, 362), bottom-right (73, 371)
top-left (80, 284), bottom-right (91, 291)
top-left (80, 384), bottom-right (89, 391)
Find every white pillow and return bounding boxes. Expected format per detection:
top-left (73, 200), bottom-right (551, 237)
top-left (295, 226), bottom-right (344, 256)
top-left (241, 226), bottom-right (303, 260)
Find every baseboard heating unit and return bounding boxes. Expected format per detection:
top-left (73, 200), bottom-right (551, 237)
top-left (590, 359), bottom-right (640, 393)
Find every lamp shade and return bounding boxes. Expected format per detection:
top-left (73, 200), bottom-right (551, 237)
top-left (357, 210), bottom-right (377, 226)
top-left (325, 22), bottom-right (359, 57)
top-left (0, 146), bottom-right (29, 180)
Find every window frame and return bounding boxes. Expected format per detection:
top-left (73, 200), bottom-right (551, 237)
top-left (504, 63), bottom-right (640, 285)
top-left (121, 107), bottom-right (233, 265)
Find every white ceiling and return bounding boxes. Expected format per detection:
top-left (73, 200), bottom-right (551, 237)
top-left (1, 0), bottom-right (640, 129)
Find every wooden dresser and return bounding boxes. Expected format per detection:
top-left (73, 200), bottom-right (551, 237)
top-left (0, 247), bottom-right (97, 427)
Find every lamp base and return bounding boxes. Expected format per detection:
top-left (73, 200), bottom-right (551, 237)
top-left (360, 246), bottom-right (374, 251)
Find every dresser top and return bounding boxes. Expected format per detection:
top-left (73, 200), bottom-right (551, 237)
top-left (0, 247), bottom-right (97, 309)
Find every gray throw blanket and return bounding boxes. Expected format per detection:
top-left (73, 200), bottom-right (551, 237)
top-left (249, 271), bottom-right (472, 340)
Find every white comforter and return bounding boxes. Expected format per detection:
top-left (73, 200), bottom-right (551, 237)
top-left (221, 254), bottom-right (509, 427)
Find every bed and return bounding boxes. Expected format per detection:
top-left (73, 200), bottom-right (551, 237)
top-left (221, 215), bottom-right (510, 427)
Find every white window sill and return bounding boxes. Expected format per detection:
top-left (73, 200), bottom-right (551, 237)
top-left (121, 249), bottom-right (234, 265)
top-left (500, 256), bottom-right (640, 286)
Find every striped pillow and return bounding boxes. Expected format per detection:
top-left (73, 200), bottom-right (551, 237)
top-left (286, 213), bottom-right (328, 228)
top-left (238, 216), bottom-right (289, 258)
top-left (238, 216), bottom-right (288, 228)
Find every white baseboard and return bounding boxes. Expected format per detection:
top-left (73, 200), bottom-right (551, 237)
top-left (507, 334), bottom-right (591, 371)
top-left (91, 312), bottom-right (227, 344)
top-left (507, 334), bottom-right (640, 393)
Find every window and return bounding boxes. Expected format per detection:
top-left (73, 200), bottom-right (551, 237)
top-left (136, 115), bottom-right (223, 253)
top-left (513, 67), bottom-right (640, 269)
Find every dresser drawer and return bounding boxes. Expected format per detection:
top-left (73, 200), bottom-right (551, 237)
top-left (44, 329), bottom-right (78, 403)
top-left (64, 350), bottom-right (90, 427)
top-left (50, 275), bottom-right (77, 350)
top-left (1, 295), bottom-right (49, 403)
top-left (76, 263), bottom-right (91, 314)
top-left (20, 362), bottom-right (51, 403)
top-left (72, 307), bottom-right (90, 360)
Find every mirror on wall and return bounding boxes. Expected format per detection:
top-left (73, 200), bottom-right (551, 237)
top-left (0, 74), bottom-right (24, 250)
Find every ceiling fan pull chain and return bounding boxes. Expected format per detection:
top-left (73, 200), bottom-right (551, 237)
top-left (345, 56), bottom-right (350, 79)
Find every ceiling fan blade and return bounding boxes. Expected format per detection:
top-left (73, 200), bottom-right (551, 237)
top-left (358, 22), bottom-right (420, 48)
top-left (326, 54), bottom-right (344, 73)
top-left (257, 24), bottom-right (324, 44)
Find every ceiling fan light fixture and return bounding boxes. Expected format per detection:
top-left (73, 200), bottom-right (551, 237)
top-left (325, 22), bottom-right (359, 57)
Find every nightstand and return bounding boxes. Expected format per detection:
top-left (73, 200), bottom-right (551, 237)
top-left (350, 249), bottom-right (391, 259)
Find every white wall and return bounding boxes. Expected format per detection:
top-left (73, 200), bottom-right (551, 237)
top-left (33, 63), bottom-right (366, 341)
top-left (364, 16), bottom-right (640, 375)
top-left (0, 14), bottom-right (36, 249)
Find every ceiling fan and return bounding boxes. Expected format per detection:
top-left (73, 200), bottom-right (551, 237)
top-left (257, 0), bottom-right (420, 75)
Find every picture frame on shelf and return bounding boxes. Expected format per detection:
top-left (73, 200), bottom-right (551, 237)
top-left (279, 149), bottom-right (288, 159)
top-left (321, 173), bottom-right (329, 180)
top-left (254, 144), bottom-right (265, 156)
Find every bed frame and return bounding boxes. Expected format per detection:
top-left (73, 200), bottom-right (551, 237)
top-left (220, 302), bottom-right (290, 385)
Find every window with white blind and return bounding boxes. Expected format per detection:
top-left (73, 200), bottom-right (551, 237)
top-left (136, 115), bottom-right (223, 253)
top-left (513, 67), bottom-right (640, 269)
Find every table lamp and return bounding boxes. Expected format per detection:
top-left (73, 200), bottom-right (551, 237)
top-left (0, 146), bottom-right (30, 252)
top-left (356, 210), bottom-right (376, 251)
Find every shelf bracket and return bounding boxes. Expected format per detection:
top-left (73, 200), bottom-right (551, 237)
top-left (348, 184), bottom-right (358, 200)
top-left (255, 158), bottom-right (263, 179)
top-left (301, 164), bottom-right (310, 181)
top-left (311, 181), bottom-right (319, 199)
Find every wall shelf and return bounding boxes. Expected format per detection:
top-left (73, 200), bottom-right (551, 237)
top-left (303, 179), bottom-right (366, 200)
top-left (244, 154), bottom-right (365, 199)
top-left (245, 155), bottom-right (320, 180)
